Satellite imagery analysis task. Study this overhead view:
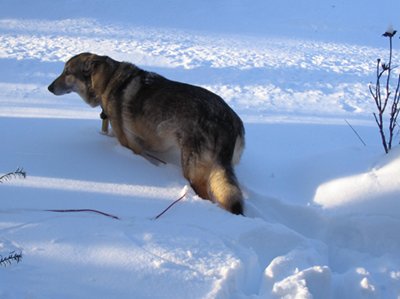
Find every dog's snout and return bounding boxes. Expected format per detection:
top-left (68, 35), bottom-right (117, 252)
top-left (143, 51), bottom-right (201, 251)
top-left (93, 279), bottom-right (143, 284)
top-left (48, 82), bottom-right (55, 93)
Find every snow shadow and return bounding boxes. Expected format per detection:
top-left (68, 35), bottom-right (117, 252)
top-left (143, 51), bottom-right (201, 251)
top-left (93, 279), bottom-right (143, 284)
top-left (0, 116), bottom-right (184, 191)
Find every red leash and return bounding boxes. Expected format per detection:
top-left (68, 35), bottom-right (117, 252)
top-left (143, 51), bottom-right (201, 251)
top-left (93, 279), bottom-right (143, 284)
top-left (45, 209), bottom-right (120, 220)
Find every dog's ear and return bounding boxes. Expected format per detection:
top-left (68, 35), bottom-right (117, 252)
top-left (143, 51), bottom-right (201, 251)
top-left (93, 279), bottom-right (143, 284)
top-left (82, 55), bottom-right (102, 77)
top-left (82, 56), bottom-right (94, 77)
top-left (83, 55), bottom-right (107, 77)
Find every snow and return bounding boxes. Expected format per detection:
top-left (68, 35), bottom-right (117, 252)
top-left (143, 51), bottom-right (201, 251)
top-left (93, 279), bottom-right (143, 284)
top-left (1, 0), bottom-right (400, 298)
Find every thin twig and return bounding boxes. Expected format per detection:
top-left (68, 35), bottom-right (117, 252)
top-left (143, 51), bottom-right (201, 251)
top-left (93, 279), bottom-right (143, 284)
top-left (370, 31), bottom-right (399, 154)
top-left (388, 74), bottom-right (400, 148)
top-left (45, 209), bottom-right (120, 220)
top-left (345, 119), bottom-right (366, 146)
top-left (0, 251), bottom-right (23, 267)
top-left (154, 192), bottom-right (187, 220)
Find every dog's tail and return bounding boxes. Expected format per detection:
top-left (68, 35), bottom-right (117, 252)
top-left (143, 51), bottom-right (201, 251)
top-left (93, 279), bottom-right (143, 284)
top-left (208, 163), bottom-right (243, 215)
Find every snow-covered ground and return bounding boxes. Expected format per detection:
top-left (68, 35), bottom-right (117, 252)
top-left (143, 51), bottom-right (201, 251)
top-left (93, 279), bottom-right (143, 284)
top-left (1, 1), bottom-right (400, 298)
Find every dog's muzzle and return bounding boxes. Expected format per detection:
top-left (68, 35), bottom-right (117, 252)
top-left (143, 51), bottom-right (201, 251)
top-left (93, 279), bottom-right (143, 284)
top-left (48, 82), bottom-right (56, 94)
top-left (48, 80), bottom-right (71, 95)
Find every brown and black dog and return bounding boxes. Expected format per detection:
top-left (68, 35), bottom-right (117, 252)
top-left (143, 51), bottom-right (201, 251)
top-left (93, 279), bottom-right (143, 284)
top-left (48, 53), bottom-right (245, 214)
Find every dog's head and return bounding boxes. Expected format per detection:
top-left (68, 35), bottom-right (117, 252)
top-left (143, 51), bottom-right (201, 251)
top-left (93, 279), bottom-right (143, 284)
top-left (48, 52), bottom-right (116, 107)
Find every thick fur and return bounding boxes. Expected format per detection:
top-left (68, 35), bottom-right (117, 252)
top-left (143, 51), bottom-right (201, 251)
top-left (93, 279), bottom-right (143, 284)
top-left (48, 53), bottom-right (245, 215)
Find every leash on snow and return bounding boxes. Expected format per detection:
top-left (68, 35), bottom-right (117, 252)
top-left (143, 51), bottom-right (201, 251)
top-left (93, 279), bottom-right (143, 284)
top-left (154, 191), bottom-right (187, 220)
top-left (45, 209), bottom-right (121, 220)
top-left (44, 188), bottom-right (188, 221)
top-left (3, 161), bottom-right (183, 222)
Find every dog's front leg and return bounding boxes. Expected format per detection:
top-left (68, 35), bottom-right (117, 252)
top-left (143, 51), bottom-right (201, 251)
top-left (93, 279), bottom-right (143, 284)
top-left (109, 120), bottom-right (144, 155)
top-left (100, 109), bottom-right (110, 135)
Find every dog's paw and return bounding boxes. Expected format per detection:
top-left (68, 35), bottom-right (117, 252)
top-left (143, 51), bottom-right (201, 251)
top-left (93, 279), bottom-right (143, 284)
top-left (99, 129), bottom-right (115, 137)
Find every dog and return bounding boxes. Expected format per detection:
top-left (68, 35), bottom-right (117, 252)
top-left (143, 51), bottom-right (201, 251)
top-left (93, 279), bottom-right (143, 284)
top-left (48, 53), bottom-right (245, 215)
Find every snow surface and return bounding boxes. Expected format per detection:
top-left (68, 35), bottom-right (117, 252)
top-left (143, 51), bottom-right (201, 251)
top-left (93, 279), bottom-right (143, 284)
top-left (1, 0), bottom-right (400, 298)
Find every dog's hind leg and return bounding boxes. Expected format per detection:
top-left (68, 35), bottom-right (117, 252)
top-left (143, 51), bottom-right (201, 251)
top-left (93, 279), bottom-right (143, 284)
top-left (189, 174), bottom-right (209, 200)
top-left (181, 153), bottom-right (243, 214)
top-left (180, 149), bottom-right (210, 200)
top-left (180, 142), bottom-right (243, 214)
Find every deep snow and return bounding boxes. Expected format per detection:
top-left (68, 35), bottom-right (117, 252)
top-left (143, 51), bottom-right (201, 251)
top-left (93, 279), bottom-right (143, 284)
top-left (1, 0), bottom-right (400, 298)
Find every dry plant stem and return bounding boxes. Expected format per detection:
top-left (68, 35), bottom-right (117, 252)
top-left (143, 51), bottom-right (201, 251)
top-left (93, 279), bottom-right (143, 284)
top-left (0, 168), bottom-right (26, 183)
top-left (345, 119), bottom-right (366, 146)
top-left (369, 33), bottom-right (399, 154)
top-left (389, 74), bottom-right (400, 148)
top-left (0, 251), bottom-right (22, 267)
top-left (371, 58), bottom-right (389, 153)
